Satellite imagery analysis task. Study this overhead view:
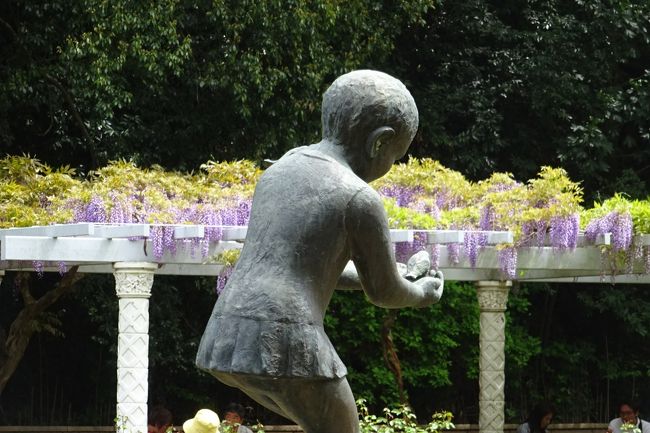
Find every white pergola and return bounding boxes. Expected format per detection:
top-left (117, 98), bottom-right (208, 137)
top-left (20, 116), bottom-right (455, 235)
top-left (1, 223), bottom-right (649, 433)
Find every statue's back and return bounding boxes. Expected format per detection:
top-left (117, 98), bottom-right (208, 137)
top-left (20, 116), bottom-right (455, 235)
top-left (196, 146), bottom-right (367, 379)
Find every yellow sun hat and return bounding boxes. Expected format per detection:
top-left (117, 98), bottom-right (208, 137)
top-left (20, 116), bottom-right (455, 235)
top-left (182, 409), bottom-right (220, 433)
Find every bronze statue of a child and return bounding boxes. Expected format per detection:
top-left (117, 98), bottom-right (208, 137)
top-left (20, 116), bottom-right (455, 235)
top-left (196, 70), bottom-right (443, 433)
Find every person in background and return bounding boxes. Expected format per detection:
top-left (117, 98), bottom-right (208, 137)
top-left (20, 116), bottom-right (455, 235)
top-left (148, 406), bottom-right (173, 433)
top-left (183, 409), bottom-right (221, 433)
top-left (221, 403), bottom-right (253, 433)
top-left (607, 402), bottom-right (650, 433)
top-left (517, 402), bottom-right (555, 433)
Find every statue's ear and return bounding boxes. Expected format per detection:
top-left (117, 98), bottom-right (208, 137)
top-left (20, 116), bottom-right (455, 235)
top-left (366, 127), bottom-right (395, 158)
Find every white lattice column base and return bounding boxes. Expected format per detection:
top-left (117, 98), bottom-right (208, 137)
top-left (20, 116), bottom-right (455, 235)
top-left (476, 280), bottom-right (511, 433)
top-left (114, 262), bottom-right (157, 433)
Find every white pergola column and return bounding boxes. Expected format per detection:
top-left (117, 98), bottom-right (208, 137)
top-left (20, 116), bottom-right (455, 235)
top-left (113, 262), bottom-right (157, 433)
top-left (476, 280), bottom-right (511, 433)
top-left (0, 270), bottom-right (4, 285)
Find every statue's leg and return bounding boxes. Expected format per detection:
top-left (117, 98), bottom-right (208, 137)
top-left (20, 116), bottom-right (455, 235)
top-left (212, 371), bottom-right (289, 419)
top-left (213, 372), bottom-right (359, 433)
top-left (274, 376), bottom-right (360, 433)
top-left (237, 375), bottom-right (359, 433)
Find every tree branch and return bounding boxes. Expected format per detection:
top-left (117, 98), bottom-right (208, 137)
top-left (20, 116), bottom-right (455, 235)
top-left (0, 266), bottom-right (84, 396)
top-left (0, 16), bottom-right (19, 42)
top-left (17, 273), bottom-right (34, 305)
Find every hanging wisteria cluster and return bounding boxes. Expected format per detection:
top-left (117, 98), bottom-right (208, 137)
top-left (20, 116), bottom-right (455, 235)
top-left (374, 159), bottom-right (650, 278)
top-left (67, 194), bottom-right (252, 261)
top-left (1, 157), bottom-right (260, 283)
top-left (2, 155), bottom-right (650, 284)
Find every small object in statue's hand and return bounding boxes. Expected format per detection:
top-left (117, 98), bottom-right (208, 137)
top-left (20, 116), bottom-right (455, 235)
top-left (404, 250), bottom-right (431, 281)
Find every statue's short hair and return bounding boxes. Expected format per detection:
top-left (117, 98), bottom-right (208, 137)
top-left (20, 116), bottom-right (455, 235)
top-left (321, 70), bottom-right (419, 145)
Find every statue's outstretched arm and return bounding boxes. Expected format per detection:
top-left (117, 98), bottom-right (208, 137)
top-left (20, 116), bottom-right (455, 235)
top-left (344, 188), bottom-right (443, 308)
top-left (336, 261), bottom-right (406, 290)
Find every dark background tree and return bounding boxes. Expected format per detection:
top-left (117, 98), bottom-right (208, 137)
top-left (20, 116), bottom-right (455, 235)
top-left (1, 0), bottom-right (649, 426)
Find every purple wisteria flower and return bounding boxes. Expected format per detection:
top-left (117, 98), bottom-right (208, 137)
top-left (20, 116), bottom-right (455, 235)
top-left (430, 244), bottom-right (440, 270)
top-left (395, 242), bottom-right (411, 263)
top-left (498, 247), bottom-right (517, 280)
top-left (464, 232), bottom-right (480, 268)
top-left (150, 225), bottom-right (176, 261)
top-left (521, 221), bottom-right (534, 247)
top-left (201, 207), bottom-right (223, 258)
top-left (220, 205), bottom-right (238, 226)
top-left (84, 195), bottom-right (107, 223)
top-left (549, 214), bottom-right (579, 249)
top-left (611, 212), bottom-right (633, 252)
top-left (32, 260), bottom-right (45, 277)
top-left (448, 243), bottom-right (460, 265)
top-left (585, 211), bottom-right (633, 252)
top-left (109, 195), bottom-right (134, 224)
top-left (378, 185), bottom-right (423, 208)
top-left (236, 199), bottom-right (252, 225)
top-left (479, 206), bottom-right (494, 231)
top-left (178, 205), bottom-right (199, 223)
top-left (216, 264), bottom-right (234, 294)
top-left (626, 243), bottom-right (643, 274)
top-left (434, 190), bottom-right (459, 210)
top-left (394, 232), bottom-right (427, 263)
top-left (163, 226), bottom-right (176, 256)
top-left (536, 220), bottom-right (547, 247)
top-left (428, 203), bottom-right (441, 222)
top-left (151, 226), bottom-right (164, 260)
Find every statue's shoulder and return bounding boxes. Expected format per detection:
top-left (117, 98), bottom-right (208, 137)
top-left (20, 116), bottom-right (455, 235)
top-left (349, 183), bottom-right (382, 205)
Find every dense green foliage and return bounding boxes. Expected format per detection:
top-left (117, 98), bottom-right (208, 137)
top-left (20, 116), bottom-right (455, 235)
top-left (1, 0), bottom-right (650, 427)
top-left (2, 0), bottom-right (649, 200)
top-left (357, 399), bottom-right (455, 433)
top-left (394, 0), bottom-right (650, 200)
top-left (0, 0), bottom-right (433, 170)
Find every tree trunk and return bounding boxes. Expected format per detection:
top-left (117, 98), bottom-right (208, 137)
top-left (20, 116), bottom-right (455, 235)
top-left (0, 267), bottom-right (83, 396)
top-left (381, 309), bottom-right (408, 405)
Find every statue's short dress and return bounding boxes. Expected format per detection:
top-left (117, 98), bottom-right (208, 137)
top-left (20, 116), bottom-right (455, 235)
top-left (196, 147), bottom-right (369, 380)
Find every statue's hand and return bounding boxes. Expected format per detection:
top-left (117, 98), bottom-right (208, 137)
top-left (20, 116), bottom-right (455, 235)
top-left (431, 269), bottom-right (444, 292)
top-left (404, 250), bottom-right (431, 281)
top-left (414, 271), bottom-right (444, 307)
top-left (396, 262), bottom-right (407, 277)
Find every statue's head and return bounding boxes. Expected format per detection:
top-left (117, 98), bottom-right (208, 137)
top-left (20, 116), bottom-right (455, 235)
top-left (322, 70), bottom-right (418, 146)
top-left (321, 70), bottom-right (419, 181)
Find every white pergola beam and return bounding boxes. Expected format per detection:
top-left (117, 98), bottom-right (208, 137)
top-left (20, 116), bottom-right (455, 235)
top-left (585, 233), bottom-right (610, 246)
top-left (0, 262), bottom-right (226, 276)
top-left (0, 223), bottom-right (95, 239)
top-left (482, 231), bottom-right (515, 244)
top-left (1, 226), bottom-right (648, 282)
top-left (1, 237), bottom-right (643, 272)
top-left (435, 245), bottom-right (606, 271)
top-left (173, 225), bottom-right (205, 239)
top-left (427, 230), bottom-right (465, 244)
top-left (390, 229), bottom-right (414, 243)
top-left (1, 236), bottom-right (242, 263)
top-left (426, 230), bottom-right (514, 245)
top-left (221, 226), bottom-right (248, 241)
top-left (94, 224), bottom-right (150, 238)
top-left (527, 274), bottom-right (650, 284)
